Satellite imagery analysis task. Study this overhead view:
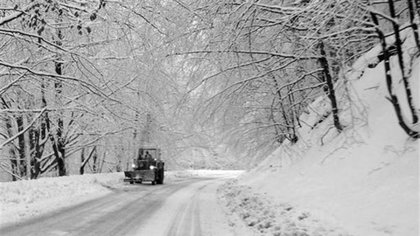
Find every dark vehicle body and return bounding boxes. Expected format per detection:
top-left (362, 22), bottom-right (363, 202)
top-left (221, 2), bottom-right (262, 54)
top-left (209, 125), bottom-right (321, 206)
top-left (124, 148), bottom-right (164, 185)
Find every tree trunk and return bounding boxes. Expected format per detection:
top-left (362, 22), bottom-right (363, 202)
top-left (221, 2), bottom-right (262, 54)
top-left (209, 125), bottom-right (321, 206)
top-left (54, 15), bottom-right (66, 176)
top-left (1, 98), bottom-right (14, 180)
top-left (30, 78), bottom-right (49, 179)
top-left (370, 11), bottom-right (419, 139)
top-left (407, 0), bottom-right (420, 50)
top-left (318, 41), bottom-right (343, 132)
top-left (16, 115), bottom-right (26, 177)
top-left (30, 128), bottom-right (41, 179)
top-left (30, 31), bottom-right (48, 179)
top-left (23, 115), bottom-right (32, 179)
top-left (80, 147), bottom-right (85, 175)
top-left (80, 146), bottom-right (97, 175)
top-left (2, 107), bottom-right (18, 180)
top-left (92, 148), bottom-right (98, 173)
top-left (55, 60), bottom-right (66, 176)
top-left (388, 0), bottom-right (418, 124)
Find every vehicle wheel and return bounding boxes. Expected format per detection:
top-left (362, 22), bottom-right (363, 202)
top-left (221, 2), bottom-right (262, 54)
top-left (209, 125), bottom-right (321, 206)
top-left (129, 181), bottom-right (134, 184)
top-left (157, 175), bottom-right (163, 184)
top-left (158, 170), bottom-right (164, 184)
top-left (152, 181), bottom-right (156, 185)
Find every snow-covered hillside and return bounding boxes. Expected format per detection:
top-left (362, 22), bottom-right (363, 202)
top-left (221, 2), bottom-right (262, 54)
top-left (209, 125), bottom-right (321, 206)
top-left (219, 30), bottom-right (419, 235)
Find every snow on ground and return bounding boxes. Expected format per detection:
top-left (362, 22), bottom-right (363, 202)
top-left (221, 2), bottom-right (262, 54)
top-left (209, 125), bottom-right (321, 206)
top-left (0, 172), bottom-right (121, 227)
top-left (0, 169), bottom-right (242, 228)
top-left (219, 180), bottom-right (351, 236)
top-left (218, 29), bottom-right (419, 235)
top-left (172, 169), bottom-right (244, 179)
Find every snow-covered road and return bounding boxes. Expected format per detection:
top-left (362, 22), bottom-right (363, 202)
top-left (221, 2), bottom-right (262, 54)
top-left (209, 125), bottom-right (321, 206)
top-left (0, 173), bottom-right (242, 236)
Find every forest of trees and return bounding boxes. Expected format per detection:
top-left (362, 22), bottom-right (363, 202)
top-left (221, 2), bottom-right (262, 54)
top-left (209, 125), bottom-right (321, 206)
top-left (0, 0), bottom-right (419, 181)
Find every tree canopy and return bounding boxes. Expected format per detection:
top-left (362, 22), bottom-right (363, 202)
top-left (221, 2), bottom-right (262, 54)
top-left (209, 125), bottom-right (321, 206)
top-left (1, 0), bottom-right (418, 180)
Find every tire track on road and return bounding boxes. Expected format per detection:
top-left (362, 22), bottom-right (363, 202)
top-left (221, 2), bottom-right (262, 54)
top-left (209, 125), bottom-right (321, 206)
top-left (166, 184), bottom-right (206, 236)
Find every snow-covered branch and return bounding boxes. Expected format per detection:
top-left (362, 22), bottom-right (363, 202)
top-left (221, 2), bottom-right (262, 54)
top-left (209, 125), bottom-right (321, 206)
top-left (0, 108), bottom-right (47, 150)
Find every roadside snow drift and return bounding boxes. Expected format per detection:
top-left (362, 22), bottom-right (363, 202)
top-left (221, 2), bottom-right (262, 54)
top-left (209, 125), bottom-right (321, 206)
top-left (0, 172), bottom-right (121, 227)
top-left (219, 29), bottom-right (419, 235)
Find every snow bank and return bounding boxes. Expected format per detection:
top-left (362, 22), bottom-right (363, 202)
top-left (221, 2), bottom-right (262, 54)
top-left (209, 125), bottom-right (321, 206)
top-left (219, 180), bottom-right (351, 236)
top-left (0, 172), bottom-right (122, 227)
top-left (220, 29), bottom-right (419, 235)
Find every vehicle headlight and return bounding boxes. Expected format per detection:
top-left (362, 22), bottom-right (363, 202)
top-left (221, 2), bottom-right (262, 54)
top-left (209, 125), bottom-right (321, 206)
top-left (149, 165), bottom-right (156, 170)
top-left (132, 163), bottom-right (136, 168)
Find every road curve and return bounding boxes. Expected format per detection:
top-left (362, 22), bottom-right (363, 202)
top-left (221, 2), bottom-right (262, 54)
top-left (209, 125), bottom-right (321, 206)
top-left (0, 177), bottom-right (236, 236)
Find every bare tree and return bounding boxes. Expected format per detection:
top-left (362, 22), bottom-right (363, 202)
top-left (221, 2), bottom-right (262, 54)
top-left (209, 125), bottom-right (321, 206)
top-left (369, 1), bottom-right (419, 139)
top-left (165, 0), bottom-right (376, 159)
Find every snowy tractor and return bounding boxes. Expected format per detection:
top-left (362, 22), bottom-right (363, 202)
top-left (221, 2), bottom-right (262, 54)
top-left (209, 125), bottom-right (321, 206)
top-left (124, 148), bottom-right (164, 185)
